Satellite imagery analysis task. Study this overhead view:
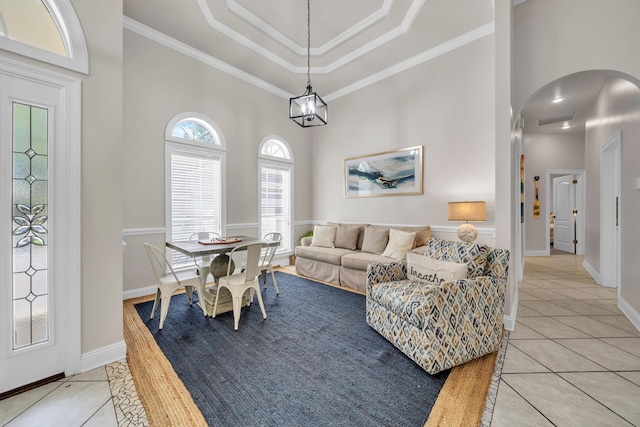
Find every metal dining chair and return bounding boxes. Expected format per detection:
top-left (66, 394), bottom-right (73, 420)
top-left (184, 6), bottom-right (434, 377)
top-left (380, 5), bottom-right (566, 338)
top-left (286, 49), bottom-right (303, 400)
top-left (258, 232), bottom-right (282, 294)
top-left (241, 232), bottom-right (282, 294)
top-left (212, 242), bottom-right (267, 330)
top-left (144, 243), bottom-right (206, 329)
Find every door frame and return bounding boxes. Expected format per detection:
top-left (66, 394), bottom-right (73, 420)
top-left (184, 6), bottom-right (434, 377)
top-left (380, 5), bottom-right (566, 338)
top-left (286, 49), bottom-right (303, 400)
top-left (600, 131), bottom-right (621, 290)
top-left (545, 169), bottom-right (585, 255)
top-left (0, 56), bottom-right (81, 392)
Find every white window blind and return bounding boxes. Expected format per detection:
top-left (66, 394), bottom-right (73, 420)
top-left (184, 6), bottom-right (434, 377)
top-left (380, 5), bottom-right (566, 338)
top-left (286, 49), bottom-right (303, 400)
top-left (260, 164), bottom-right (291, 253)
top-left (170, 148), bottom-right (221, 268)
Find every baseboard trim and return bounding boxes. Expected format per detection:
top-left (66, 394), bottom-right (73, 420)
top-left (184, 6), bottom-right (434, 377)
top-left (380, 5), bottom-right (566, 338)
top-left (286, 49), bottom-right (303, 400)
top-left (80, 340), bottom-right (127, 373)
top-left (124, 285), bottom-right (156, 301)
top-left (618, 297), bottom-right (640, 333)
top-left (503, 293), bottom-right (518, 331)
top-left (524, 250), bottom-right (549, 257)
top-left (582, 259), bottom-right (601, 285)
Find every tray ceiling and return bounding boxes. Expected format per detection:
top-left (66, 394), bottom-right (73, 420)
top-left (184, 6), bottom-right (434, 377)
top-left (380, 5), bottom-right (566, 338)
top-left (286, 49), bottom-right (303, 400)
top-left (124, 0), bottom-right (495, 100)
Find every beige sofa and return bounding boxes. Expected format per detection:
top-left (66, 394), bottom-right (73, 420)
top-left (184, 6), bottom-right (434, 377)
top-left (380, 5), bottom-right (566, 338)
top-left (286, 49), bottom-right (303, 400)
top-left (294, 223), bottom-right (431, 293)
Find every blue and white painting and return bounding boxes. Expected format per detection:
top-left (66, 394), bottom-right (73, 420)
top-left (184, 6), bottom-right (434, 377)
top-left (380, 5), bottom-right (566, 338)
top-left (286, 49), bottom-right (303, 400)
top-left (344, 146), bottom-right (423, 197)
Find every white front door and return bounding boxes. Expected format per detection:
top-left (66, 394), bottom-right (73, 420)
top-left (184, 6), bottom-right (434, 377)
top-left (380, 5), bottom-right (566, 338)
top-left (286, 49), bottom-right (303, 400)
top-left (552, 174), bottom-right (575, 254)
top-left (0, 61), bottom-right (81, 394)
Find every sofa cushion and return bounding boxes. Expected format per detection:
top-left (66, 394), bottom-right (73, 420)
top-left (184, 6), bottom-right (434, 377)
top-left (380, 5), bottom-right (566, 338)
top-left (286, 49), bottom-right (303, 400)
top-left (311, 225), bottom-right (337, 248)
top-left (334, 224), bottom-right (361, 250)
top-left (406, 252), bottom-right (467, 284)
top-left (368, 280), bottom-right (437, 329)
top-left (425, 237), bottom-right (489, 278)
top-left (382, 229), bottom-right (417, 260)
top-left (361, 226), bottom-right (390, 254)
top-left (295, 246), bottom-right (354, 265)
top-left (342, 252), bottom-right (395, 271)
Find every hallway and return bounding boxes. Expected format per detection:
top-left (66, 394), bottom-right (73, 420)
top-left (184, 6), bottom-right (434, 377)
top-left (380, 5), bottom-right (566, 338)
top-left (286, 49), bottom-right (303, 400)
top-left (491, 254), bottom-right (640, 426)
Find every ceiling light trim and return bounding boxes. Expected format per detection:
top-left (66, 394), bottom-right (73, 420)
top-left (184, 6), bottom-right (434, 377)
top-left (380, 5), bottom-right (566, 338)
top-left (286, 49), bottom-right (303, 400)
top-left (123, 17), bottom-right (292, 99)
top-left (324, 22), bottom-right (495, 102)
top-left (226, 0), bottom-right (396, 55)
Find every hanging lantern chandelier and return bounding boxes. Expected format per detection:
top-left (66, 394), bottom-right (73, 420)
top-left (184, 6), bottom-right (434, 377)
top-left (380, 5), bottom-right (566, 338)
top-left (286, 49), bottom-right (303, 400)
top-left (289, 0), bottom-right (328, 127)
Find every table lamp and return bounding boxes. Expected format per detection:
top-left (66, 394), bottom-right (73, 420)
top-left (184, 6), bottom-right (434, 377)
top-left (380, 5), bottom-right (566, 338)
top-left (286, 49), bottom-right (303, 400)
top-left (448, 201), bottom-right (486, 243)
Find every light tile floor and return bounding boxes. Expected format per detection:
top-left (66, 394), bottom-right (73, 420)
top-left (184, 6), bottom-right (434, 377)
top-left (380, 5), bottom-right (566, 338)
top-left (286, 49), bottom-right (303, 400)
top-left (491, 254), bottom-right (640, 426)
top-left (4, 255), bottom-right (639, 426)
top-left (0, 360), bottom-right (147, 427)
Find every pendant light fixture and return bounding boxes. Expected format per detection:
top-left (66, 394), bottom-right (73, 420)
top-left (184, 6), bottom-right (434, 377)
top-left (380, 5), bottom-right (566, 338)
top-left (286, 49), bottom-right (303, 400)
top-left (289, 0), bottom-right (327, 127)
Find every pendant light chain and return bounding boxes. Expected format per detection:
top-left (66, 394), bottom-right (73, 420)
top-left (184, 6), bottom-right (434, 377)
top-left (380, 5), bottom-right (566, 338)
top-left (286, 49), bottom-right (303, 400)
top-left (306, 0), bottom-right (311, 88)
top-left (289, 0), bottom-right (327, 127)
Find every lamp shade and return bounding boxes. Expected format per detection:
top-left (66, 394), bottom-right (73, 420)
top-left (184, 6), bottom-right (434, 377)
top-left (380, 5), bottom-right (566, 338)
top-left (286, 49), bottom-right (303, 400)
top-left (448, 201), bottom-right (487, 222)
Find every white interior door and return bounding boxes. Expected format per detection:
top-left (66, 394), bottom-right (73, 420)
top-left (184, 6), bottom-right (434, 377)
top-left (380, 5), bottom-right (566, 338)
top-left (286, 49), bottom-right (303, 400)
top-left (0, 62), bottom-right (81, 394)
top-left (600, 132), bottom-right (621, 288)
top-left (552, 174), bottom-right (575, 253)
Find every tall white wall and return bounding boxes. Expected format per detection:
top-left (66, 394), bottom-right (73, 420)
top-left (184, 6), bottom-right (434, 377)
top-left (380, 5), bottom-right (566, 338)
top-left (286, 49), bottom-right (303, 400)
top-left (311, 36), bottom-right (496, 233)
top-left (513, 0), bottom-right (640, 115)
top-left (585, 77), bottom-right (640, 316)
top-left (122, 31), bottom-right (313, 293)
top-left (523, 133), bottom-right (585, 252)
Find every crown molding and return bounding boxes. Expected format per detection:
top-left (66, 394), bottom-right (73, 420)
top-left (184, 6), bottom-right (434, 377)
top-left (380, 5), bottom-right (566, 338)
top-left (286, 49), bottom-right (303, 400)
top-left (324, 22), bottom-right (495, 102)
top-left (123, 16), bottom-right (292, 99)
top-left (225, 0), bottom-right (396, 56)
top-left (196, 0), bottom-right (426, 73)
top-left (124, 17), bottom-right (494, 102)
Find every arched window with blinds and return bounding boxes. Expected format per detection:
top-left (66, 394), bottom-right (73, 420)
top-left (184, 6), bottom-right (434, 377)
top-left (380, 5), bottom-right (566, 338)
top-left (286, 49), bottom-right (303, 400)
top-left (258, 136), bottom-right (293, 254)
top-left (165, 113), bottom-right (226, 268)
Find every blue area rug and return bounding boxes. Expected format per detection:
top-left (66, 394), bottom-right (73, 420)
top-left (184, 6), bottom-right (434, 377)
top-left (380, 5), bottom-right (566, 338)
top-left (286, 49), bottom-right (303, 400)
top-left (134, 271), bottom-right (449, 426)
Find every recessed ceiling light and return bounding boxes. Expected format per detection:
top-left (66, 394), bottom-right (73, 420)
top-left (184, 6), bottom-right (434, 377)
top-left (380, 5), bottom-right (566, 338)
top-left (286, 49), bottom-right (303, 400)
top-left (552, 96), bottom-right (566, 103)
top-left (561, 122), bottom-right (571, 129)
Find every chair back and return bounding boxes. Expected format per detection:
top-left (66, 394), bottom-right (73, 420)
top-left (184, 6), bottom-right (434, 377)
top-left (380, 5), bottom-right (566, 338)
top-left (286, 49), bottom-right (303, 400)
top-left (190, 232), bottom-right (220, 262)
top-left (145, 243), bottom-right (177, 282)
top-left (229, 242), bottom-right (262, 281)
top-left (260, 232), bottom-right (282, 268)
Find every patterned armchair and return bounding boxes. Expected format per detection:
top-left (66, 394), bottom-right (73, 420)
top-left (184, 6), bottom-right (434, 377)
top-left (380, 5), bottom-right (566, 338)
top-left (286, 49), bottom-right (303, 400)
top-left (365, 242), bottom-right (509, 374)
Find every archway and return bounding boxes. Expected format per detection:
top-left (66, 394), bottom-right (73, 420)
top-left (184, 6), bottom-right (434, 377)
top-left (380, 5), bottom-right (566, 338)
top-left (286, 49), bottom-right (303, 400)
top-left (513, 70), bottom-right (640, 306)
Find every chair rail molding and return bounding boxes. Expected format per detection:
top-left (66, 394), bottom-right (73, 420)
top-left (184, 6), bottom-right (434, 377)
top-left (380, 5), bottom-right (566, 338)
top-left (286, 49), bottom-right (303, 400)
top-left (122, 227), bottom-right (166, 237)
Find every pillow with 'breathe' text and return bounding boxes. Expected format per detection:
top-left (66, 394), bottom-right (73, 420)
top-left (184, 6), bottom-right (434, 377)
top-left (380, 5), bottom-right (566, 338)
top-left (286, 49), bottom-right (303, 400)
top-left (406, 252), bottom-right (467, 285)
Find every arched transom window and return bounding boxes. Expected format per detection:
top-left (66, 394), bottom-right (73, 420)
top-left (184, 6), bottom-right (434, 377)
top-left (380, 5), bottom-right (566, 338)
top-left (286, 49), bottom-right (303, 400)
top-left (0, 0), bottom-right (89, 73)
top-left (170, 118), bottom-right (219, 145)
top-left (260, 139), bottom-right (291, 160)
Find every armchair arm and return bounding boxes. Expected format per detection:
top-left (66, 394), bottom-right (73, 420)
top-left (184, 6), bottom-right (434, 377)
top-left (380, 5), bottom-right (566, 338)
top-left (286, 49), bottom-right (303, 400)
top-left (300, 236), bottom-right (312, 246)
top-left (422, 276), bottom-right (506, 372)
top-left (366, 261), bottom-right (407, 294)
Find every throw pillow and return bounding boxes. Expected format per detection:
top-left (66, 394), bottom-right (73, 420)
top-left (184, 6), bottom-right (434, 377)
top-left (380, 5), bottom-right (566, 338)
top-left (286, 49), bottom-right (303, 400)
top-left (334, 225), bottom-right (361, 250)
top-left (396, 225), bottom-right (432, 248)
top-left (382, 229), bottom-right (417, 260)
top-left (425, 237), bottom-right (489, 278)
top-left (406, 252), bottom-right (467, 284)
top-left (310, 225), bottom-right (337, 248)
top-left (361, 226), bottom-right (390, 255)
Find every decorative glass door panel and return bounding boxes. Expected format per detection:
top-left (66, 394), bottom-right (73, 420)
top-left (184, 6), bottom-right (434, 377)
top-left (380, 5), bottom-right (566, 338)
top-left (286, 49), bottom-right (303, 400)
top-left (12, 102), bottom-right (49, 350)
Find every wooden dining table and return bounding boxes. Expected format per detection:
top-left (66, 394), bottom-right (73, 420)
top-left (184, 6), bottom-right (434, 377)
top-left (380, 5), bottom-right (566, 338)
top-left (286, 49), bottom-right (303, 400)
top-left (165, 235), bottom-right (279, 316)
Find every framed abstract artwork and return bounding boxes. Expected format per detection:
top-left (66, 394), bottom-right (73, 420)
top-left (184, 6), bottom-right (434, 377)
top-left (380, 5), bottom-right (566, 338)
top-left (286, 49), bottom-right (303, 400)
top-left (344, 146), bottom-right (423, 197)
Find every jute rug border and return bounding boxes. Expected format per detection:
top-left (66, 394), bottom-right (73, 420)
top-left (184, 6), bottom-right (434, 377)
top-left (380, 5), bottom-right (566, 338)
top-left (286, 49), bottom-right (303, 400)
top-left (124, 270), bottom-right (496, 427)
